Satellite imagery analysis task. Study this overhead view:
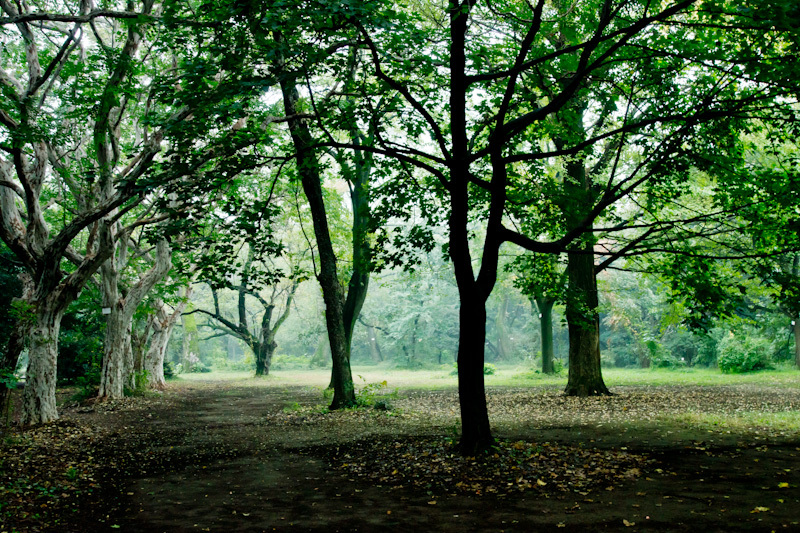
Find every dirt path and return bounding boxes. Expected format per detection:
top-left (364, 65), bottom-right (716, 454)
top-left (43, 382), bottom-right (794, 533)
top-left (7, 381), bottom-right (799, 532)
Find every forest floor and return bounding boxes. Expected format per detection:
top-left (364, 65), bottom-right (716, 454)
top-left (2, 370), bottom-right (800, 532)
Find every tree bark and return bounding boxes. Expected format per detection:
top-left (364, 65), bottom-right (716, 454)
top-left (339, 136), bottom-right (373, 378)
top-left (20, 303), bottom-right (65, 425)
top-left (794, 318), bottom-right (800, 369)
top-left (99, 238), bottom-right (172, 399)
top-left (564, 248), bottom-right (610, 396)
top-left (455, 292), bottom-right (493, 455)
top-left (145, 286), bottom-right (190, 390)
top-left (254, 340), bottom-right (277, 376)
top-left (535, 296), bottom-right (556, 374)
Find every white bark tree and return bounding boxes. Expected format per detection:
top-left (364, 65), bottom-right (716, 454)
top-left (144, 284), bottom-right (191, 390)
top-left (1, 1), bottom-right (273, 423)
top-left (98, 237), bottom-right (173, 398)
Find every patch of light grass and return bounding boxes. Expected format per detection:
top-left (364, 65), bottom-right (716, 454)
top-left (665, 410), bottom-right (800, 438)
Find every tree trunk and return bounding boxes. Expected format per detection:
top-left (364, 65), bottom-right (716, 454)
top-left (564, 249), bottom-right (610, 396)
top-left (277, 53), bottom-right (355, 409)
top-left (145, 323), bottom-right (172, 390)
top-left (455, 292), bottom-right (493, 455)
top-left (131, 319), bottom-right (150, 381)
top-left (20, 305), bottom-right (64, 425)
top-left (794, 318), bottom-right (800, 369)
top-left (535, 296), bottom-right (556, 374)
top-left (98, 274), bottom-right (127, 399)
top-left (366, 325), bottom-right (383, 362)
top-left (98, 312), bottom-right (131, 398)
top-left (254, 341), bottom-right (277, 376)
top-left (495, 295), bottom-right (511, 361)
top-left (448, 3), bottom-right (497, 454)
top-left (145, 288), bottom-right (190, 390)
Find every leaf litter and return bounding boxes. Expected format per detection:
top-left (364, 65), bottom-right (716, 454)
top-left (322, 436), bottom-right (653, 496)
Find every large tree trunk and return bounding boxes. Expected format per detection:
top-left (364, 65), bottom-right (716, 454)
top-left (277, 51), bottom-right (355, 409)
top-left (99, 239), bottom-right (171, 399)
top-left (145, 290), bottom-right (189, 390)
top-left (455, 292), bottom-right (493, 455)
top-left (254, 340), bottom-right (277, 376)
top-left (20, 304), bottom-right (65, 425)
top-left (564, 248), bottom-right (610, 396)
top-left (448, 4), bottom-right (498, 454)
top-left (98, 293), bottom-right (129, 399)
top-left (535, 296), bottom-right (556, 374)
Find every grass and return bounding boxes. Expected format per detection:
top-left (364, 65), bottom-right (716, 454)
top-left (170, 365), bottom-right (800, 444)
top-left (668, 410), bottom-right (800, 437)
top-left (173, 364), bottom-right (800, 390)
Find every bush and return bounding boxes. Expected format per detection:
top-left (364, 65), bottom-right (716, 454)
top-left (124, 370), bottom-right (150, 397)
top-left (271, 354), bottom-right (311, 370)
top-left (717, 334), bottom-right (772, 373)
top-left (647, 340), bottom-right (687, 369)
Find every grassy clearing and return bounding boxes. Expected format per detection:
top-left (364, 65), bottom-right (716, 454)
top-left (666, 410), bottom-right (800, 438)
top-left (167, 366), bottom-right (800, 445)
top-left (172, 364), bottom-right (800, 391)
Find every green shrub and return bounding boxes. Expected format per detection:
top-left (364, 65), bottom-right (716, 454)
top-left (124, 369), bottom-right (150, 397)
top-left (648, 340), bottom-right (687, 369)
top-left (355, 376), bottom-right (399, 408)
top-left (271, 354), bottom-right (311, 370)
top-left (717, 334), bottom-right (772, 373)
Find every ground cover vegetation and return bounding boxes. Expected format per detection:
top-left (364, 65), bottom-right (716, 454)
top-left (1, 0), bottom-right (800, 529)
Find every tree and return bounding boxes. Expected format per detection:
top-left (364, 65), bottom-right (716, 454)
top-left (510, 252), bottom-right (566, 373)
top-left (98, 236), bottom-right (173, 398)
top-left (353, 0), bottom-right (799, 452)
top-left (144, 285), bottom-right (191, 389)
top-left (191, 247), bottom-right (302, 376)
top-left (0, 0), bottom-right (278, 423)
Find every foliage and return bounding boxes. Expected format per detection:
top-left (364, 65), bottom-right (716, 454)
top-left (57, 293), bottom-right (105, 385)
top-left (0, 247), bottom-right (23, 351)
top-left (124, 370), bottom-right (151, 397)
top-left (646, 341), bottom-right (688, 369)
top-left (717, 333), bottom-right (773, 373)
top-left (271, 354), bottom-right (311, 370)
top-left (355, 377), bottom-right (397, 408)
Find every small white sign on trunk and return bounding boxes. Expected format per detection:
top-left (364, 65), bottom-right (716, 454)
top-left (102, 307), bottom-right (112, 315)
